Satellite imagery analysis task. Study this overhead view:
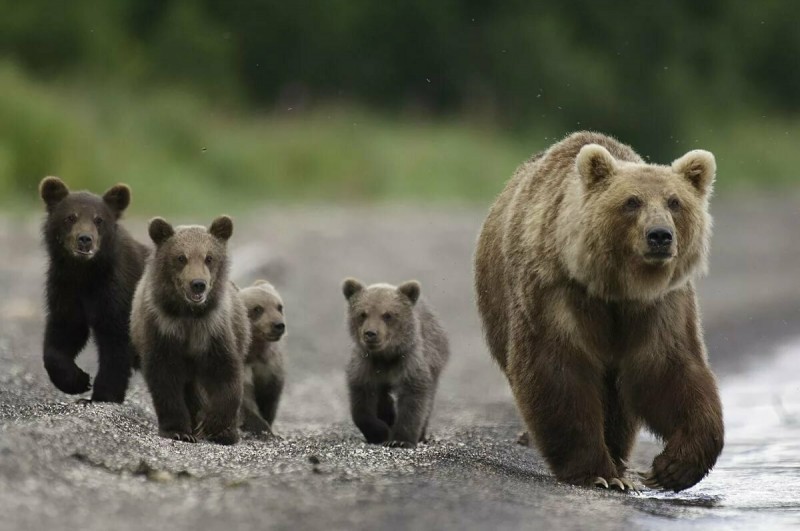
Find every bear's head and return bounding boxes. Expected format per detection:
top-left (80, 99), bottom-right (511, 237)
top-left (39, 176), bottom-right (131, 263)
top-left (566, 144), bottom-right (716, 301)
top-left (239, 280), bottom-right (286, 342)
top-left (342, 278), bottom-right (421, 356)
top-left (147, 215), bottom-right (233, 315)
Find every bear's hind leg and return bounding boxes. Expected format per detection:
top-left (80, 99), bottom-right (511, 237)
top-left (43, 317), bottom-right (91, 395)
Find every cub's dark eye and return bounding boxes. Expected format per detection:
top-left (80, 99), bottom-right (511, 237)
top-left (668, 197), bottom-right (681, 211)
top-left (252, 306), bottom-right (264, 317)
top-left (65, 214), bottom-right (77, 224)
top-left (382, 312), bottom-right (392, 322)
top-left (204, 255), bottom-right (213, 265)
top-left (93, 216), bottom-right (103, 227)
top-left (177, 255), bottom-right (187, 265)
top-left (359, 311), bottom-right (368, 320)
top-left (277, 304), bottom-right (284, 313)
top-left (623, 196), bottom-right (642, 212)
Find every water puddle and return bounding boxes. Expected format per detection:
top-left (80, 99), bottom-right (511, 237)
top-left (632, 337), bottom-right (800, 528)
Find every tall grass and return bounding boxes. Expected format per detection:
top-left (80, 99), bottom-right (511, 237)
top-left (0, 62), bottom-right (797, 218)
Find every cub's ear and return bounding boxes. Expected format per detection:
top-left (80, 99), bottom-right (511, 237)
top-left (576, 144), bottom-right (616, 186)
top-left (148, 217), bottom-right (174, 246)
top-left (253, 279), bottom-right (275, 290)
top-left (39, 176), bottom-right (69, 210)
top-left (209, 215), bottom-right (233, 242)
top-left (398, 280), bottom-right (421, 305)
top-left (672, 150), bottom-right (716, 195)
top-left (102, 184), bottom-right (131, 217)
top-left (342, 278), bottom-right (363, 300)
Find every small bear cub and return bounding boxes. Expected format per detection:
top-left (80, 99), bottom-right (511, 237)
top-left (343, 278), bottom-right (449, 448)
top-left (39, 176), bottom-right (148, 403)
top-left (237, 280), bottom-right (287, 437)
top-left (131, 215), bottom-right (250, 444)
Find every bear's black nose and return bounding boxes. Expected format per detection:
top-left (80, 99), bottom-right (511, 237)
top-left (77, 234), bottom-right (93, 246)
top-left (647, 226), bottom-right (673, 247)
top-left (272, 322), bottom-right (285, 333)
top-left (364, 330), bottom-right (378, 342)
top-left (190, 279), bottom-right (207, 294)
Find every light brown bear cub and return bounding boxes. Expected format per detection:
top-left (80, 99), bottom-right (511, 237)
top-left (475, 131), bottom-right (724, 492)
top-left (132, 216), bottom-right (250, 445)
top-left (237, 280), bottom-right (286, 437)
top-left (343, 279), bottom-right (449, 448)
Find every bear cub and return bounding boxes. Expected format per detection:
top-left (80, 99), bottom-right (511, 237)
top-left (131, 216), bottom-right (250, 444)
top-left (343, 279), bottom-right (449, 448)
top-left (39, 176), bottom-right (148, 403)
top-left (237, 280), bottom-right (287, 437)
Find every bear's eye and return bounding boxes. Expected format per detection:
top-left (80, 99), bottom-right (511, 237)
top-left (382, 312), bottom-right (392, 322)
top-left (277, 304), bottom-right (284, 313)
top-left (177, 255), bottom-right (187, 265)
top-left (65, 214), bottom-right (77, 224)
top-left (204, 255), bottom-right (213, 265)
top-left (93, 216), bottom-right (103, 227)
top-left (359, 311), bottom-right (368, 320)
top-left (623, 196), bottom-right (642, 212)
top-left (252, 306), bottom-right (264, 317)
top-left (668, 197), bottom-right (681, 211)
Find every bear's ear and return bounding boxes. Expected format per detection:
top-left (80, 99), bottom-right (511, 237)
top-left (102, 184), bottom-right (131, 217)
top-left (342, 278), bottom-right (363, 300)
top-left (576, 144), bottom-right (616, 186)
top-left (398, 280), bottom-right (421, 305)
top-left (148, 217), bottom-right (174, 246)
top-left (672, 150), bottom-right (716, 195)
top-left (209, 215), bottom-right (233, 242)
top-left (253, 279), bottom-right (275, 290)
top-left (39, 176), bottom-right (69, 210)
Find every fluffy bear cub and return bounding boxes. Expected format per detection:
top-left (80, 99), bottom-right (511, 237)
top-left (237, 280), bottom-right (286, 437)
top-left (343, 279), bottom-right (449, 448)
top-left (39, 176), bottom-right (148, 403)
top-left (474, 131), bottom-right (724, 491)
top-left (131, 216), bottom-right (250, 444)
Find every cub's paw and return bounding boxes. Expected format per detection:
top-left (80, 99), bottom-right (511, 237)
top-left (51, 366), bottom-right (91, 395)
top-left (207, 428), bottom-right (240, 446)
top-left (641, 453), bottom-right (708, 492)
top-left (516, 431), bottom-right (531, 447)
top-left (160, 431), bottom-right (197, 443)
top-left (383, 440), bottom-right (416, 449)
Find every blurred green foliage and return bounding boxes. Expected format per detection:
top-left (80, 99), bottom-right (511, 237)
top-left (0, 1), bottom-right (798, 212)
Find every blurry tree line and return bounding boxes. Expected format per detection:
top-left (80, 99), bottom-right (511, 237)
top-left (0, 0), bottom-right (797, 159)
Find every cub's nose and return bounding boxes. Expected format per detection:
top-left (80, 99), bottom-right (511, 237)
top-left (190, 279), bottom-right (207, 294)
top-left (646, 226), bottom-right (674, 247)
top-left (272, 322), bottom-right (285, 334)
top-left (363, 330), bottom-right (378, 342)
top-left (77, 234), bottom-right (93, 246)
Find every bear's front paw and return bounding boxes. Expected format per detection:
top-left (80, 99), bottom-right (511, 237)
top-left (383, 440), bottom-right (416, 449)
top-left (207, 428), bottom-right (240, 446)
top-left (590, 476), bottom-right (639, 493)
top-left (159, 430), bottom-right (197, 443)
top-left (50, 365), bottom-right (91, 395)
top-left (641, 452), bottom-right (708, 492)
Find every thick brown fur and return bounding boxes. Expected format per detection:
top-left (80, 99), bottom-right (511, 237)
top-left (474, 131), bottom-right (724, 492)
top-left (236, 280), bottom-right (286, 437)
top-left (39, 176), bottom-right (148, 402)
top-left (343, 279), bottom-right (450, 448)
top-left (131, 216), bottom-right (250, 445)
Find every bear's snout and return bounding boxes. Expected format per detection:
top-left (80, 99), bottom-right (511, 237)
top-left (644, 226), bottom-right (675, 261)
top-left (363, 329), bottom-right (379, 345)
top-left (76, 233), bottom-right (94, 254)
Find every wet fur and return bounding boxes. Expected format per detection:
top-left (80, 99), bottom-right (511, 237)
top-left (474, 132), bottom-right (724, 491)
top-left (343, 279), bottom-right (450, 447)
top-left (131, 217), bottom-right (250, 444)
top-left (39, 177), bottom-right (148, 402)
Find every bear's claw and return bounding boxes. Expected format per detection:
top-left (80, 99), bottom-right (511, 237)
top-left (593, 476), bottom-right (639, 492)
top-left (383, 440), bottom-right (415, 449)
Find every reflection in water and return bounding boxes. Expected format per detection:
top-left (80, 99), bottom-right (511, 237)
top-left (633, 338), bottom-right (800, 527)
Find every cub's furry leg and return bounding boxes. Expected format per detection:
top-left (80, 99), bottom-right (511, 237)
top-left (509, 329), bottom-right (617, 486)
top-left (142, 353), bottom-right (194, 442)
top-left (195, 350), bottom-right (243, 445)
top-left (253, 362), bottom-right (283, 427)
top-left (349, 382), bottom-right (391, 444)
top-left (241, 378), bottom-right (274, 435)
top-left (389, 378), bottom-right (434, 447)
top-left (376, 386), bottom-right (396, 427)
top-left (90, 325), bottom-right (132, 403)
top-left (43, 317), bottom-right (91, 395)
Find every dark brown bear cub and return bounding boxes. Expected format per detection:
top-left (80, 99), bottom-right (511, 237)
top-left (237, 280), bottom-right (287, 437)
top-left (39, 176), bottom-right (148, 403)
top-left (343, 279), bottom-right (449, 448)
top-left (131, 216), bottom-right (250, 444)
top-left (474, 131), bottom-right (724, 492)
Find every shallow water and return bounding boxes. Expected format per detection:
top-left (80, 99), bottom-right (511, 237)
top-left (632, 337), bottom-right (800, 529)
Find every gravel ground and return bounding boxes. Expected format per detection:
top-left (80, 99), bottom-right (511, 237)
top-left (1, 193), bottom-right (799, 531)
